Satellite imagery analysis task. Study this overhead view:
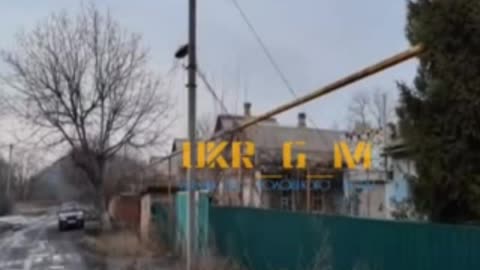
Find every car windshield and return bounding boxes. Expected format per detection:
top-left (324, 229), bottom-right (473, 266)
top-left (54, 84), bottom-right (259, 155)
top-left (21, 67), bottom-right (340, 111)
top-left (60, 202), bottom-right (79, 211)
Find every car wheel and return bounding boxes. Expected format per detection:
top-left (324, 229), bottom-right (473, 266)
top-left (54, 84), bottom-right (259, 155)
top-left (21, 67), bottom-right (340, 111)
top-left (58, 222), bottom-right (64, 231)
top-left (78, 221), bottom-right (85, 229)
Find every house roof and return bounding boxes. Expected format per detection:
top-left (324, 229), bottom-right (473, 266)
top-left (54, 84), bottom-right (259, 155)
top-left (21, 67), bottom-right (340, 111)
top-left (213, 114), bottom-right (277, 133)
top-left (168, 113), bottom-right (345, 165)
top-left (383, 138), bottom-right (410, 157)
top-left (140, 185), bottom-right (181, 196)
top-left (212, 113), bottom-right (345, 164)
top-left (212, 113), bottom-right (343, 151)
top-left (244, 124), bottom-right (344, 153)
top-left (171, 138), bottom-right (187, 152)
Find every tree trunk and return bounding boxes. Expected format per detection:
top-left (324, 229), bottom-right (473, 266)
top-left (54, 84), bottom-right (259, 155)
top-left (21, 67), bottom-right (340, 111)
top-left (97, 159), bottom-right (112, 230)
top-left (71, 149), bottom-right (112, 230)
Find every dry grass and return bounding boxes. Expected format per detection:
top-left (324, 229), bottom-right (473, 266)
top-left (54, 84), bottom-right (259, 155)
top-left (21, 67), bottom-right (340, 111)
top-left (81, 229), bottom-right (167, 258)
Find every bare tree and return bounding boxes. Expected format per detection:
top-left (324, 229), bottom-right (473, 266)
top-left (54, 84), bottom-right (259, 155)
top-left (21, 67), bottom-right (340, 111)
top-left (11, 149), bottom-right (40, 200)
top-left (347, 89), bottom-right (394, 131)
top-left (196, 113), bottom-right (215, 139)
top-left (103, 155), bottom-right (147, 204)
top-left (1, 5), bottom-right (173, 214)
top-left (347, 92), bottom-right (370, 130)
top-left (329, 121), bottom-right (341, 131)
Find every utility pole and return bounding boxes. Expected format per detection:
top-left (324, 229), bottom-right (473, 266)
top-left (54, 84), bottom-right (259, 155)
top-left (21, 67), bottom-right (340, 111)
top-left (186, 0), bottom-right (197, 269)
top-left (6, 144), bottom-right (13, 199)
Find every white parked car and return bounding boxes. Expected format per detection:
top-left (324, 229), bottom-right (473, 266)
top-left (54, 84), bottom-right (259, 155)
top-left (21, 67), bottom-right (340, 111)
top-left (57, 202), bottom-right (85, 231)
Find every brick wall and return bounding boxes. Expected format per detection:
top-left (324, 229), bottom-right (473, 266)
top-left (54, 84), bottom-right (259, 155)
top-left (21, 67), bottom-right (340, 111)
top-left (108, 194), bottom-right (141, 229)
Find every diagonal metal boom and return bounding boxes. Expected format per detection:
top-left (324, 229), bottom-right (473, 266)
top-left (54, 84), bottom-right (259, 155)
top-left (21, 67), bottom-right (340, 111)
top-left (150, 44), bottom-right (424, 167)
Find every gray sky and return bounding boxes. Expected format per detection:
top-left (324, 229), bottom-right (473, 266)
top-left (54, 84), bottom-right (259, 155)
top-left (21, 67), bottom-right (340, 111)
top-left (0, 0), bottom-right (417, 165)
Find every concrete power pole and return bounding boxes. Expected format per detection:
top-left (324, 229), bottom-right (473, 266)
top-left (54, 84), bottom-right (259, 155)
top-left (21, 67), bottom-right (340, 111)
top-left (186, 0), bottom-right (198, 269)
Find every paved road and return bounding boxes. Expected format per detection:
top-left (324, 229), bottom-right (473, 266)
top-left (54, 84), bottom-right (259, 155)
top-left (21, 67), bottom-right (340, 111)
top-left (0, 214), bottom-right (105, 270)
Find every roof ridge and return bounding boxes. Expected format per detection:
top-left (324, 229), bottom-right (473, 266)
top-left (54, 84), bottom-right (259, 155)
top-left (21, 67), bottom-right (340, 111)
top-left (256, 123), bottom-right (345, 133)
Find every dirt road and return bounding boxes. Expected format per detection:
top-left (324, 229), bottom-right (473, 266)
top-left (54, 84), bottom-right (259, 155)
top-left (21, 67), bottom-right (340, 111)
top-left (0, 214), bottom-right (104, 270)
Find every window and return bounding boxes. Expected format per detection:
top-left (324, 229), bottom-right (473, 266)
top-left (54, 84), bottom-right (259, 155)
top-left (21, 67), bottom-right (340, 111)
top-left (387, 169), bottom-right (394, 180)
top-left (312, 192), bottom-right (323, 211)
top-left (280, 196), bottom-right (291, 210)
top-left (280, 190), bottom-right (292, 210)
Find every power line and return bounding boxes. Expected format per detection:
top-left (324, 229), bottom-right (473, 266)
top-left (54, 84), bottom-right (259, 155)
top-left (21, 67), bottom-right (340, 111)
top-left (230, 0), bottom-right (296, 97)
top-left (230, 0), bottom-right (324, 130)
top-left (145, 62), bottom-right (235, 167)
top-left (192, 64), bottom-right (230, 115)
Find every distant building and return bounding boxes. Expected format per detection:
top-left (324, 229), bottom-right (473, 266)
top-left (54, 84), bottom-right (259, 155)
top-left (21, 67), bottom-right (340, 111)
top-left (29, 150), bottom-right (147, 203)
top-left (29, 154), bottom-right (94, 203)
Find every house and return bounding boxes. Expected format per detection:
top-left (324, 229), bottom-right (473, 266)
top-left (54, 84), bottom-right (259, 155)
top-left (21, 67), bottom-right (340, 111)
top-left (383, 138), bottom-right (416, 219)
top-left (342, 128), bottom-right (388, 219)
top-left (169, 102), bottom-right (346, 214)
top-left (169, 138), bottom-right (189, 181)
top-left (341, 122), bottom-right (418, 220)
top-left (108, 193), bottom-right (141, 229)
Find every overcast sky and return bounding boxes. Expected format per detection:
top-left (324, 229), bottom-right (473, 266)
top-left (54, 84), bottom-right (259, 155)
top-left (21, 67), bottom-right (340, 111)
top-left (0, 0), bottom-right (417, 165)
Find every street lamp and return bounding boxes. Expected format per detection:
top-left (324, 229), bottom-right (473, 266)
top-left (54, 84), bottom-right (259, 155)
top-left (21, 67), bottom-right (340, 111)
top-left (175, 44), bottom-right (189, 59)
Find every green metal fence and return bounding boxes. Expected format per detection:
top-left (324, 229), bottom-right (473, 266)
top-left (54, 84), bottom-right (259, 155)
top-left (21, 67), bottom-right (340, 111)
top-left (175, 191), bottom-right (210, 255)
top-left (210, 206), bottom-right (480, 270)
top-left (151, 201), bottom-right (176, 249)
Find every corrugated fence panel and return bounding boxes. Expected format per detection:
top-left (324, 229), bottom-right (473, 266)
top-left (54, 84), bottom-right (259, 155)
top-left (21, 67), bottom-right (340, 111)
top-left (151, 201), bottom-right (176, 248)
top-left (197, 191), bottom-right (210, 253)
top-left (209, 207), bottom-right (480, 270)
top-left (175, 192), bottom-right (188, 249)
top-left (173, 191), bottom-right (210, 254)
